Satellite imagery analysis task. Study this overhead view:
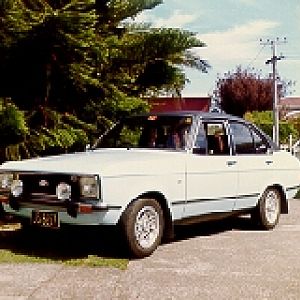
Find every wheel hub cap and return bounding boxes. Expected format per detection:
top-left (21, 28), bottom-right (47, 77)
top-left (265, 191), bottom-right (279, 224)
top-left (134, 206), bottom-right (160, 249)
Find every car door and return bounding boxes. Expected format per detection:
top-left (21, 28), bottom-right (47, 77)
top-left (184, 119), bottom-right (238, 219)
top-left (229, 121), bottom-right (275, 211)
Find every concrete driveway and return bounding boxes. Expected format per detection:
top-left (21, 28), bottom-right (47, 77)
top-left (0, 200), bottom-right (300, 299)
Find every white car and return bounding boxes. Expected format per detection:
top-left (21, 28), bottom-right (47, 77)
top-left (0, 112), bottom-right (300, 258)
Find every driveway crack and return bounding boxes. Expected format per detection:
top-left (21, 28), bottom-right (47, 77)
top-left (26, 264), bottom-right (65, 299)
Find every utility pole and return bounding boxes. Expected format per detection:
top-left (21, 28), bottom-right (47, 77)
top-left (260, 38), bottom-right (286, 147)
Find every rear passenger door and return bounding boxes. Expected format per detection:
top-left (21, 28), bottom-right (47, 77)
top-left (229, 121), bottom-right (275, 211)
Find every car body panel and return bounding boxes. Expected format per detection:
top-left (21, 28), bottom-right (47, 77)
top-left (234, 151), bottom-right (300, 211)
top-left (184, 155), bottom-right (238, 217)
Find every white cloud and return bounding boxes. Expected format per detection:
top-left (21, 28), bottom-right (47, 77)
top-left (196, 20), bottom-right (279, 66)
top-left (153, 10), bottom-right (198, 28)
top-left (132, 11), bottom-right (151, 23)
top-left (133, 10), bottom-right (198, 29)
top-left (181, 20), bottom-right (280, 96)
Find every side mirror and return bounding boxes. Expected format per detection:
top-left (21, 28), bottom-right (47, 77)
top-left (256, 144), bottom-right (268, 154)
top-left (267, 148), bottom-right (274, 155)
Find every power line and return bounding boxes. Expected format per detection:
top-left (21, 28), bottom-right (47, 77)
top-left (284, 56), bottom-right (300, 61)
top-left (246, 44), bottom-right (266, 69)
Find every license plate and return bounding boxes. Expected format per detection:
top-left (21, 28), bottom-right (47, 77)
top-left (32, 210), bottom-right (59, 228)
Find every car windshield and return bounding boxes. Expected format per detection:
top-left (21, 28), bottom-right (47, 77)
top-left (97, 115), bottom-right (193, 150)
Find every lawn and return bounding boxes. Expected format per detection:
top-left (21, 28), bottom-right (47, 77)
top-left (0, 220), bottom-right (128, 270)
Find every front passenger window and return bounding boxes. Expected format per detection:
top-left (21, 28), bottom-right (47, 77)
top-left (206, 123), bottom-right (229, 155)
top-left (193, 122), bottom-right (229, 155)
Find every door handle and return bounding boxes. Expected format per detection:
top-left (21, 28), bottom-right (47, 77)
top-left (227, 160), bottom-right (237, 166)
top-left (265, 160), bottom-right (273, 165)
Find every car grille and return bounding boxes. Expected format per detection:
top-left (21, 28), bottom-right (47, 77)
top-left (19, 173), bottom-right (79, 202)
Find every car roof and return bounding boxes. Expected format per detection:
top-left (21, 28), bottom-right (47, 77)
top-left (137, 111), bottom-right (245, 122)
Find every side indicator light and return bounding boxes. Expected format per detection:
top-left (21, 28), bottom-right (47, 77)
top-left (148, 115), bottom-right (157, 121)
top-left (0, 196), bottom-right (9, 204)
top-left (77, 204), bottom-right (93, 214)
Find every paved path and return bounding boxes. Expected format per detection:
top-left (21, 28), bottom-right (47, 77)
top-left (0, 200), bottom-right (300, 299)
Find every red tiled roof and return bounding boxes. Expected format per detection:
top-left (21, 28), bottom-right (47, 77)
top-left (279, 97), bottom-right (300, 108)
top-left (147, 97), bottom-right (211, 113)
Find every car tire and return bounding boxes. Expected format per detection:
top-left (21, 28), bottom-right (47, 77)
top-left (251, 188), bottom-right (281, 230)
top-left (120, 198), bottom-right (164, 258)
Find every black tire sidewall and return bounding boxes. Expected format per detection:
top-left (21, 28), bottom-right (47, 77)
top-left (121, 198), bottom-right (164, 258)
top-left (258, 188), bottom-right (281, 230)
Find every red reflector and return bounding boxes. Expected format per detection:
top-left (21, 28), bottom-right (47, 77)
top-left (77, 204), bottom-right (93, 214)
top-left (0, 196), bottom-right (9, 204)
top-left (148, 115), bottom-right (157, 121)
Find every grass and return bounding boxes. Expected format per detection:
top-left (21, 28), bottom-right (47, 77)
top-left (0, 220), bottom-right (128, 270)
top-left (64, 255), bottom-right (128, 269)
top-left (0, 249), bottom-right (128, 269)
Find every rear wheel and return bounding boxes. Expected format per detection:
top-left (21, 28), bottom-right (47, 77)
top-left (251, 188), bottom-right (281, 230)
top-left (120, 198), bottom-right (164, 258)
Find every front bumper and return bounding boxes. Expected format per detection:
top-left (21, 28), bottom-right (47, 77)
top-left (1, 196), bottom-right (122, 226)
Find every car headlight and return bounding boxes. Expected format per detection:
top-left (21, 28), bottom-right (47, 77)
top-left (0, 173), bottom-right (14, 190)
top-left (11, 179), bottom-right (23, 197)
top-left (56, 182), bottom-right (72, 200)
top-left (79, 176), bottom-right (99, 199)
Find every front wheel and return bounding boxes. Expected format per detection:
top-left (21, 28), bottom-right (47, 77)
top-left (251, 188), bottom-right (281, 230)
top-left (120, 198), bottom-right (164, 258)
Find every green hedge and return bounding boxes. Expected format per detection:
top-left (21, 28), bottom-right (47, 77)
top-left (244, 111), bottom-right (300, 144)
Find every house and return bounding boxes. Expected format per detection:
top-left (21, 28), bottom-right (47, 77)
top-left (278, 97), bottom-right (300, 119)
top-left (147, 96), bottom-right (211, 113)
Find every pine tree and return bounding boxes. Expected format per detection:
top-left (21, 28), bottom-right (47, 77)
top-left (0, 0), bottom-right (209, 159)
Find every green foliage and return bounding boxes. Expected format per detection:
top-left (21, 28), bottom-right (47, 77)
top-left (29, 128), bottom-right (87, 152)
top-left (25, 108), bottom-right (96, 156)
top-left (0, 0), bottom-right (209, 159)
top-left (118, 126), bottom-right (142, 147)
top-left (104, 0), bottom-right (162, 25)
top-left (0, 98), bottom-right (28, 147)
top-left (244, 111), bottom-right (299, 144)
top-left (1, 0), bottom-right (99, 109)
top-left (0, 249), bottom-right (127, 269)
top-left (117, 25), bottom-right (209, 96)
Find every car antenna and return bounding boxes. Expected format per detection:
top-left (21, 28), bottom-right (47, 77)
top-left (90, 122), bottom-right (118, 150)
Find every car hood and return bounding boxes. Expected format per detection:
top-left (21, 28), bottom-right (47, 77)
top-left (0, 149), bottom-right (187, 177)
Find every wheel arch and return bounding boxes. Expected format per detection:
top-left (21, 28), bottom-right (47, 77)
top-left (124, 191), bottom-right (174, 242)
top-left (267, 184), bottom-right (288, 214)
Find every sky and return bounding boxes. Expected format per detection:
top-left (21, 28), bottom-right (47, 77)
top-left (133, 0), bottom-right (300, 97)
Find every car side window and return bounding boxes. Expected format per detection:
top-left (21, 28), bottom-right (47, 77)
top-left (230, 122), bottom-right (255, 154)
top-left (193, 122), bottom-right (230, 155)
top-left (230, 122), bottom-right (271, 154)
top-left (193, 123), bottom-right (208, 154)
